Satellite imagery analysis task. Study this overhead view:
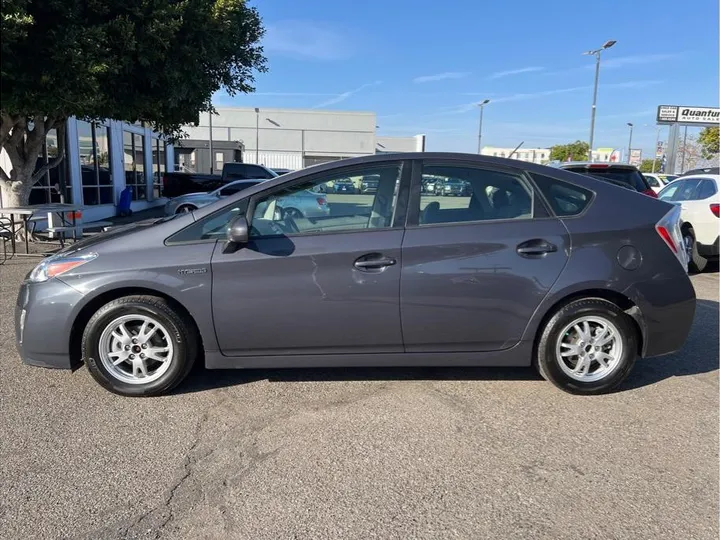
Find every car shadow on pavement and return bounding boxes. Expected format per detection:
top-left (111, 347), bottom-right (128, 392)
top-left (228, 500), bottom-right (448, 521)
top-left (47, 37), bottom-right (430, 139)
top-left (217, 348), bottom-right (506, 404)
top-left (621, 298), bottom-right (719, 391)
top-left (174, 299), bottom-right (719, 395)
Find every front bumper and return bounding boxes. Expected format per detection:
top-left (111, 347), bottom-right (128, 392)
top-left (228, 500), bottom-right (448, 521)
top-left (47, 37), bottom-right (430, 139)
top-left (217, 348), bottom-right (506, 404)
top-left (15, 278), bottom-right (85, 369)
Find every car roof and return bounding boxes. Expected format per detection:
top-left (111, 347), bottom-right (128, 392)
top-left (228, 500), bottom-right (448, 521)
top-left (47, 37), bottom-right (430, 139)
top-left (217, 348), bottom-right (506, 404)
top-left (669, 174), bottom-right (720, 181)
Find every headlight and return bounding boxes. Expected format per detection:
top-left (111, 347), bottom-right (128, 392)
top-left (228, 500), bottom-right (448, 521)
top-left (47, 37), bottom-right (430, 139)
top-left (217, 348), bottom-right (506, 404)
top-left (28, 252), bottom-right (98, 283)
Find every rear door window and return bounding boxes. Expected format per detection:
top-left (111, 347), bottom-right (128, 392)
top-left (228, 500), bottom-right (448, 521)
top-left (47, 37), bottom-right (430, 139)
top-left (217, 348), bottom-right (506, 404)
top-left (530, 173), bottom-right (593, 217)
top-left (565, 166), bottom-right (647, 191)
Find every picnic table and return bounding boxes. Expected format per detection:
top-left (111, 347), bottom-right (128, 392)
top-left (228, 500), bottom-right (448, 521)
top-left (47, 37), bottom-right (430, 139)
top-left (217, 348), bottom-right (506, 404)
top-left (0, 203), bottom-right (84, 255)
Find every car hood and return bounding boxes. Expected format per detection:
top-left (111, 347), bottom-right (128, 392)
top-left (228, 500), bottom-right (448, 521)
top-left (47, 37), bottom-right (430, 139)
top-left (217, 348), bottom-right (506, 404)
top-left (55, 215), bottom-right (187, 256)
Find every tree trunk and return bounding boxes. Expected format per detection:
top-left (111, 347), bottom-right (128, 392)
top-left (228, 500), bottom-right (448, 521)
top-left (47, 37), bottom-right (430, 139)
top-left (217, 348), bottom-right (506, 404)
top-left (0, 177), bottom-right (25, 208)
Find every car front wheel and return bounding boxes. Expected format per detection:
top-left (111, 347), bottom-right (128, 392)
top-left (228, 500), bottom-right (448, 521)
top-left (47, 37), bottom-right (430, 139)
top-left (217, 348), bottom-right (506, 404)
top-left (535, 298), bottom-right (638, 395)
top-left (82, 295), bottom-right (198, 396)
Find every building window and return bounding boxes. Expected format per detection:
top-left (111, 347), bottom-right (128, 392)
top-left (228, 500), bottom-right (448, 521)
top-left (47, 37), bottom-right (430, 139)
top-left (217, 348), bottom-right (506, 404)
top-left (215, 152), bottom-right (224, 173)
top-left (29, 128), bottom-right (73, 205)
top-left (152, 138), bottom-right (166, 199)
top-left (124, 131), bottom-right (146, 200)
top-left (77, 121), bottom-right (114, 206)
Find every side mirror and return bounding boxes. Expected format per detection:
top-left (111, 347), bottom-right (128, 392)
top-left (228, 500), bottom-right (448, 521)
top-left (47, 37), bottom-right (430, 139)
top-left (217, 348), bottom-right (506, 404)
top-left (227, 215), bottom-right (249, 245)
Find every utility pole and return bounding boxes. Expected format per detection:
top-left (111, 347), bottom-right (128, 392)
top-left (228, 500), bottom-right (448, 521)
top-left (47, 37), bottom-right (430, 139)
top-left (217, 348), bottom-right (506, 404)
top-left (208, 110), bottom-right (214, 174)
top-left (680, 126), bottom-right (688, 173)
top-left (626, 123), bottom-right (634, 164)
top-left (476, 99), bottom-right (490, 154)
top-left (584, 40), bottom-right (617, 161)
top-left (652, 126), bottom-right (661, 173)
top-left (254, 107), bottom-right (260, 163)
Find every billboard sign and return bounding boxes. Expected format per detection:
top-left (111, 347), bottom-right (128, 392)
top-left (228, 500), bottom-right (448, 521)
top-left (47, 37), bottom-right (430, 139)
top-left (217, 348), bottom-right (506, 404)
top-left (629, 149), bottom-right (642, 166)
top-left (657, 105), bottom-right (720, 126)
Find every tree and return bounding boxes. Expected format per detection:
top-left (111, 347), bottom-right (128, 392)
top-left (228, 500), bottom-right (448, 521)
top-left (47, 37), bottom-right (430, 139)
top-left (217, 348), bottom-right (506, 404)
top-left (550, 141), bottom-right (590, 162)
top-left (638, 159), bottom-right (656, 173)
top-left (698, 127), bottom-right (719, 159)
top-left (1, 0), bottom-right (266, 207)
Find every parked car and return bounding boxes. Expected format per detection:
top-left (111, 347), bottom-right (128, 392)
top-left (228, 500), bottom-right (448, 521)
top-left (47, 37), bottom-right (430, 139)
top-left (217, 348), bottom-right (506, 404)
top-left (678, 166), bottom-right (719, 178)
top-left (557, 162), bottom-right (657, 197)
top-left (658, 174), bottom-right (719, 272)
top-left (442, 178), bottom-right (472, 196)
top-left (360, 175), bottom-right (380, 194)
top-left (643, 173), bottom-right (671, 194)
top-left (164, 179), bottom-right (267, 216)
top-left (270, 168), bottom-right (294, 176)
top-left (16, 152), bottom-right (694, 397)
top-left (333, 178), bottom-right (358, 194)
top-left (162, 163), bottom-right (277, 198)
top-left (422, 177), bottom-right (443, 195)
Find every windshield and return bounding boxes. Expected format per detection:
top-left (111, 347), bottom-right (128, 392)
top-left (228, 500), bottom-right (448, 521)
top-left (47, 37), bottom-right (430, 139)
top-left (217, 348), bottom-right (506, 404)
top-left (565, 167), bottom-right (648, 191)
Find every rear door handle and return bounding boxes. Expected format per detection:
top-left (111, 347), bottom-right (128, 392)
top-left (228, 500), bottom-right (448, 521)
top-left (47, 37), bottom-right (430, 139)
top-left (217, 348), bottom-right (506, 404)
top-left (354, 254), bottom-right (397, 270)
top-left (516, 239), bottom-right (557, 257)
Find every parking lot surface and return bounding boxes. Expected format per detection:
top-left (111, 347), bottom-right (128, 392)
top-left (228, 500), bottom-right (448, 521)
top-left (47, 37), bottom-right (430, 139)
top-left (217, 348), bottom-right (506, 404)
top-left (1, 258), bottom-right (717, 540)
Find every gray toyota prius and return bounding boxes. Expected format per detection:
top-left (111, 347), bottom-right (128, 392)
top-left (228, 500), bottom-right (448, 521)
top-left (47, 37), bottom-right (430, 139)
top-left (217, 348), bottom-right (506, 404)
top-left (15, 153), bottom-right (696, 397)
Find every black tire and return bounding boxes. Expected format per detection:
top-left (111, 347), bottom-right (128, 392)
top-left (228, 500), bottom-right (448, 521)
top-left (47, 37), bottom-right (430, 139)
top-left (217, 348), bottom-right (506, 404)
top-left (82, 295), bottom-right (198, 397)
top-left (683, 228), bottom-right (707, 273)
top-left (535, 298), bottom-right (638, 395)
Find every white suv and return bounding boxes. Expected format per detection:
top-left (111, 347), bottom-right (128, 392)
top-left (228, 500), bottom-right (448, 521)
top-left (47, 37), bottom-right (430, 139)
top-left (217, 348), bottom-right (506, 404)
top-left (658, 174), bottom-right (720, 272)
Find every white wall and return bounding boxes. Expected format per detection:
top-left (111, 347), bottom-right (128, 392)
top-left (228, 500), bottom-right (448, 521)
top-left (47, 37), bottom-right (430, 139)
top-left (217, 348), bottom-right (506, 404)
top-left (377, 134), bottom-right (425, 153)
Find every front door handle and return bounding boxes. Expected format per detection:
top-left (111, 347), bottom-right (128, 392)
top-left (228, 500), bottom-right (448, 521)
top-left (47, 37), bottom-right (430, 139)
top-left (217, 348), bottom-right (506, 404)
top-left (354, 254), bottom-right (397, 271)
top-left (516, 239), bottom-right (557, 257)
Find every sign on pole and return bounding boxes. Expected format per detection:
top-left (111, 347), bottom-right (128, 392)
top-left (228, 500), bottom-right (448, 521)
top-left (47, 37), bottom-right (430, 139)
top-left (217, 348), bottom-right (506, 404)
top-left (656, 105), bottom-right (720, 126)
top-left (629, 149), bottom-right (642, 167)
top-left (656, 140), bottom-right (664, 158)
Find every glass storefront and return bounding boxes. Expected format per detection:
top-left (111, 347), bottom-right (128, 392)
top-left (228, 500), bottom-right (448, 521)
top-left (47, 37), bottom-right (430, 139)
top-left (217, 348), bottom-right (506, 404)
top-left (77, 120), bottom-right (114, 206)
top-left (29, 128), bottom-right (72, 205)
top-left (124, 131), bottom-right (146, 200)
top-left (152, 138), bottom-right (166, 199)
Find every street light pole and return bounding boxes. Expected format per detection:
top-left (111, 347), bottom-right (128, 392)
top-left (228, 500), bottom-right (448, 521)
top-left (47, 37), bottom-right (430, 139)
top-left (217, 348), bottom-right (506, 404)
top-left (476, 99), bottom-right (490, 154)
top-left (626, 123), bottom-right (634, 164)
top-left (584, 40), bottom-right (617, 161)
top-left (208, 110), bottom-right (214, 174)
top-left (254, 107), bottom-right (260, 164)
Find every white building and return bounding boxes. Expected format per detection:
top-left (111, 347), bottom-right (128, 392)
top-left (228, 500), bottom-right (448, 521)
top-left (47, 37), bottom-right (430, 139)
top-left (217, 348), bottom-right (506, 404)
top-left (480, 146), bottom-right (551, 164)
top-left (180, 107), bottom-right (425, 172)
top-left (481, 146), bottom-right (620, 164)
top-left (0, 118), bottom-right (172, 222)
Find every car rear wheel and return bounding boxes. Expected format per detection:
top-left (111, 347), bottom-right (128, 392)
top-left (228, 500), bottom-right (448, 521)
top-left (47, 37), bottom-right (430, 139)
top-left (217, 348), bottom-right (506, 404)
top-left (683, 228), bottom-right (707, 273)
top-left (175, 204), bottom-right (196, 214)
top-left (535, 298), bottom-right (637, 395)
top-left (82, 295), bottom-right (198, 396)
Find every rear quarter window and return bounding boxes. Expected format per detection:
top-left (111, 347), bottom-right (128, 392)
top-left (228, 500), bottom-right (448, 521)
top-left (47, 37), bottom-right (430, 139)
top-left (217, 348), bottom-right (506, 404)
top-left (530, 173), bottom-right (593, 217)
top-left (564, 167), bottom-right (647, 192)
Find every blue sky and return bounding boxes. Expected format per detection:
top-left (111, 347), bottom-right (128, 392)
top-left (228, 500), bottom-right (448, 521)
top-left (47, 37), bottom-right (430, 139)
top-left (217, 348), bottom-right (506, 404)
top-left (216, 0), bottom-right (719, 156)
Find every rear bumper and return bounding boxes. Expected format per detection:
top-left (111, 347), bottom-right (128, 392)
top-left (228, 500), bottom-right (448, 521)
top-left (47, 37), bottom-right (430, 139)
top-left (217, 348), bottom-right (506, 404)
top-left (15, 278), bottom-right (83, 370)
top-left (626, 273), bottom-right (696, 358)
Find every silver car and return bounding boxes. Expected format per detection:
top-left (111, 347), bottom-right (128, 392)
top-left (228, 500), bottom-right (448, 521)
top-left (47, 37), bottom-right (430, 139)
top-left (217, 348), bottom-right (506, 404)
top-left (164, 179), bottom-right (266, 216)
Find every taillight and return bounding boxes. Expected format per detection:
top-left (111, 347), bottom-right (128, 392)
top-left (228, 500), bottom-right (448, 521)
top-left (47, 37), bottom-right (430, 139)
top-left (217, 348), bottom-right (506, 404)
top-left (655, 205), bottom-right (689, 270)
top-left (711, 203), bottom-right (720, 217)
top-left (316, 197), bottom-right (327, 206)
top-left (588, 164), bottom-right (610, 168)
top-left (642, 188), bottom-right (658, 198)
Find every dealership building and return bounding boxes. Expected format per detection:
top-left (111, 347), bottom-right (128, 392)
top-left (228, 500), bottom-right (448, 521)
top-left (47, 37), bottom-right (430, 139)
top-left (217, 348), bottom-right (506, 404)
top-left (0, 118), bottom-right (173, 222)
top-left (0, 107), bottom-right (425, 220)
top-left (178, 107), bottom-right (426, 173)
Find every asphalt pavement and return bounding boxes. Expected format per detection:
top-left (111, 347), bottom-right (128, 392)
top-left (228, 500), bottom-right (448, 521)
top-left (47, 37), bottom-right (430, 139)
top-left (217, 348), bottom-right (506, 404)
top-left (0, 257), bottom-right (717, 540)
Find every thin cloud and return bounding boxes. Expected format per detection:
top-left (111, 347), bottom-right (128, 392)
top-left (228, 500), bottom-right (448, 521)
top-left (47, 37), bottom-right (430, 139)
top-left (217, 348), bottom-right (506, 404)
top-left (487, 66), bottom-right (544, 80)
top-left (312, 81), bottom-right (382, 108)
top-left (264, 20), bottom-right (353, 60)
top-left (413, 72), bottom-right (470, 84)
top-left (601, 53), bottom-right (680, 69)
top-left (464, 80), bottom-right (662, 104)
